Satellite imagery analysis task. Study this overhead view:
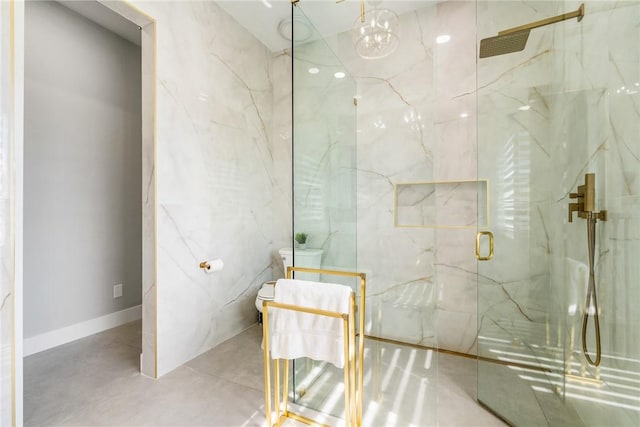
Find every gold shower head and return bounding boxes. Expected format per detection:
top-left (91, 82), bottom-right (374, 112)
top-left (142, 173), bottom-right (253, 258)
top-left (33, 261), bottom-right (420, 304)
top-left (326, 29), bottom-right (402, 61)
top-left (479, 30), bottom-right (530, 58)
top-left (479, 3), bottom-right (584, 58)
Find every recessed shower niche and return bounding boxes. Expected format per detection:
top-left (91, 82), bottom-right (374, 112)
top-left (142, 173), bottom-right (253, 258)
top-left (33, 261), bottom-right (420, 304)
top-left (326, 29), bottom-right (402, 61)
top-left (394, 180), bottom-right (488, 228)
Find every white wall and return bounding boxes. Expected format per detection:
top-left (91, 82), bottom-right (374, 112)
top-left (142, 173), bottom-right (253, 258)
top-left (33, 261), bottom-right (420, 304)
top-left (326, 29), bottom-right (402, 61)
top-left (23, 1), bottom-right (142, 338)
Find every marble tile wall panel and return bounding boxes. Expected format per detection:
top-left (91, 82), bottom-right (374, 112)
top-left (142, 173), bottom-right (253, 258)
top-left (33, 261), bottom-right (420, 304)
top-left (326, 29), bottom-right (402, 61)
top-left (298, 1), bottom-right (482, 351)
top-left (338, 6), bottom-right (439, 345)
top-left (430, 1), bottom-right (481, 354)
top-left (474, 0), bottom-right (640, 424)
top-left (396, 181), bottom-right (486, 228)
top-left (310, 4), bottom-right (478, 347)
top-left (270, 50), bottom-right (293, 277)
top-left (133, 1), bottom-right (276, 376)
top-left (550, 2), bottom-right (640, 424)
top-left (292, 34), bottom-right (357, 273)
top-left (476, 0), bottom-right (558, 367)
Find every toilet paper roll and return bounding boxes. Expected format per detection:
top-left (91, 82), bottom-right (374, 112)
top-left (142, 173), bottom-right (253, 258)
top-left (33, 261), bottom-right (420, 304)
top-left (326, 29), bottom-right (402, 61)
top-left (203, 259), bottom-right (224, 273)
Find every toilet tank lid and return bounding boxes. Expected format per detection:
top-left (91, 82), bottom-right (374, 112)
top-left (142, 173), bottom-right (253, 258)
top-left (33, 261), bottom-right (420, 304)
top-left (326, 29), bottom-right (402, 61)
top-left (257, 285), bottom-right (274, 300)
top-left (279, 248), bottom-right (323, 256)
top-left (296, 248), bottom-right (323, 255)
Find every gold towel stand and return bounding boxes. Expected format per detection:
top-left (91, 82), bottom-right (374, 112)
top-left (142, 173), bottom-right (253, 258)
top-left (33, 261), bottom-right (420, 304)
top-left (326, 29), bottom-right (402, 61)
top-left (262, 267), bottom-right (366, 427)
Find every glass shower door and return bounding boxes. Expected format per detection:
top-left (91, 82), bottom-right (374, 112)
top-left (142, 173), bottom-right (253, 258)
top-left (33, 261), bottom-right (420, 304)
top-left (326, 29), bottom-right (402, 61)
top-left (291, 3), bottom-right (359, 417)
top-left (290, 2), bottom-right (440, 424)
top-left (553, 1), bottom-right (640, 425)
top-left (477, 1), bottom-right (640, 425)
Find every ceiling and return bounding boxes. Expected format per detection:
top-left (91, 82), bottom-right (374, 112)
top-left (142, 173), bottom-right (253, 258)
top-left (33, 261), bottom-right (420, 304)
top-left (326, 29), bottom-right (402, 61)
top-left (58, 0), bottom-right (141, 46)
top-left (57, 0), bottom-right (432, 53)
top-left (218, 0), bottom-right (433, 52)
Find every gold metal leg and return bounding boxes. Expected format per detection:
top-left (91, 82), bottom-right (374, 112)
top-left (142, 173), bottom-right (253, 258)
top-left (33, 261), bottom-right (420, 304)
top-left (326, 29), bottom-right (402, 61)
top-left (343, 316), bottom-right (351, 426)
top-left (275, 359), bottom-right (281, 423)
top-left (349, 297), bottom-right (360, 426)
top-left (283, 359), bottom-right (290, 417)
top-left (263, 307), bottom-right (272, 427)
top-left (358, 277), bottom-right (366, 426)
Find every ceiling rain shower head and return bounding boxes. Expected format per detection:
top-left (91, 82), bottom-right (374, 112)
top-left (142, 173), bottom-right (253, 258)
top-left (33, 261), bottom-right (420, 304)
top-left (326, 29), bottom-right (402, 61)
top-left (479, 3), bottom-right (584, 58)
top-left (479, 30), bottom-right (530, 58)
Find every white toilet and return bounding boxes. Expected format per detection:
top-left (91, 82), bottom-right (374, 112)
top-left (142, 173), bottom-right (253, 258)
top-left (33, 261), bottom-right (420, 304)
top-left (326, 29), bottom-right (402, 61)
top-left (255, 247), bottom-right (323, 319)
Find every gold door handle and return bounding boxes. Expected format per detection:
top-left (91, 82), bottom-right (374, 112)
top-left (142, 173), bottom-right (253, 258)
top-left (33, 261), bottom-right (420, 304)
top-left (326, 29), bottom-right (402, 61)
top-left (476, 231), bottom-right (494, 261)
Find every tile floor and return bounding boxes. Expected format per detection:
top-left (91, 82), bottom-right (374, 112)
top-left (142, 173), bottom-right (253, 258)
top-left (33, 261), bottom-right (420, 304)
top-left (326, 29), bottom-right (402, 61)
top-left (24, 321), bottom-right (506, 426)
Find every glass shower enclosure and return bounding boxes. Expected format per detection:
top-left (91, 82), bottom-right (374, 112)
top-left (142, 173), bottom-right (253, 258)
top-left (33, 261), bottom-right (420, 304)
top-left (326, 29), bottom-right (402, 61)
top-left (290, 2), bottom-right (359, 415)
top-left (290, 0), bottom-right (639, 425)
top-left (290, 1), bottom-right (440, 425)
top-left (477, 1), bottom-right (640, 425)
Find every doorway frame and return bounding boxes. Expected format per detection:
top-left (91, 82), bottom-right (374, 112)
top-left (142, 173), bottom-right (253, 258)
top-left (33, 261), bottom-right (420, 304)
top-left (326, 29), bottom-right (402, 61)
top-left (99, 0), bottom-right (159, 381)
top-left (8, 0), bottom-right (158, 423)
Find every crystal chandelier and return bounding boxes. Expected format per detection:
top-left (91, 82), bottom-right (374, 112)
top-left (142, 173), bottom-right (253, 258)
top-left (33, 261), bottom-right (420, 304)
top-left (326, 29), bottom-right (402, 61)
top-left (352, 0), bottom-right (399, 59)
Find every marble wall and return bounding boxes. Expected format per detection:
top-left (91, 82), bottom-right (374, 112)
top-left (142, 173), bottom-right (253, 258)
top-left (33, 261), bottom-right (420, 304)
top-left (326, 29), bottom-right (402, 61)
top-left (475, 1), bottom-right (640, 425)
top-left (299, 1), bottom-right (480, 352)
top-left (553, 1), bottom-right (640, 425)
top-left (132, 1), bottom-right (280, 376)
top-left (291, 16), bottom-right (358, 276)
top-left (349, 4), bottom-right (440, 346)
top-left (298, 12), bottom-right (640, 417)
top-left (271, 49), bottom-right (293, 278)
top-left (475, 2), bottom-right (561, 423)
top-left (1, 2), bottom-right (634, 424)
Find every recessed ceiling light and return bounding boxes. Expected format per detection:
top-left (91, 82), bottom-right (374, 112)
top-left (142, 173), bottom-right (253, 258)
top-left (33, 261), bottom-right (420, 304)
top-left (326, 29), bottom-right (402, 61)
top-left (436, 34), bottom-right (451, 44)
top-left (460, 112), bottom-right (469, 118)
top-left (334, 71), bottom-right (346, 79)
top-left (308, 67), bottom-right (320, 74)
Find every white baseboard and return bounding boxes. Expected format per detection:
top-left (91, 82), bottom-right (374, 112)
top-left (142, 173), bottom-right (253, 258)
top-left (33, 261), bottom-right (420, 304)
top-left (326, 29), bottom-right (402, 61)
top-left (23, 305), bottom-right (142, 356)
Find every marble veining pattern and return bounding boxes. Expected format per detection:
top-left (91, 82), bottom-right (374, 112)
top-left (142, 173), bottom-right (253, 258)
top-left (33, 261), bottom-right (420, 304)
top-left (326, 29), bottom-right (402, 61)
top-left (294, 2), bottom-right (639, 423)
top-left (133, 1), bottom-right (277, 376)
top-left (294, 1), bottom-right (480, 351)
top-left (306, 1), bottom-right (481, 351)
top-left (475, 1), bottom-right (640, 425)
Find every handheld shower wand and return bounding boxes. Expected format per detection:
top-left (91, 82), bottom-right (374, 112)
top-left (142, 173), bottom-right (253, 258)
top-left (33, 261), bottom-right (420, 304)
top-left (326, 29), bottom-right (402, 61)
top-left (568, 173), bottom-right (607, 367)
top-left (582, 214), bottom-right (601, 366)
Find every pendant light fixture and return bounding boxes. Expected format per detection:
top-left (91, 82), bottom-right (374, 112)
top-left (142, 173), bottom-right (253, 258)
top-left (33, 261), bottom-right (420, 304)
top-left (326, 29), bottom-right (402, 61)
top-left (352, 0), bottom-right (399, 59)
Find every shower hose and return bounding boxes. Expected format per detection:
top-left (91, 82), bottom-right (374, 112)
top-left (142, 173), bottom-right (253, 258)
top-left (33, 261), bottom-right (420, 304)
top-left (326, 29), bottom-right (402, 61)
top-left (581, 215), bottom-right (601, 366)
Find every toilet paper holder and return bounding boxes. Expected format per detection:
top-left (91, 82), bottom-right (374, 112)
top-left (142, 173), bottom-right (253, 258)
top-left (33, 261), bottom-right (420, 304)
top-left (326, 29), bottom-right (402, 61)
top-left (199, 259), bottom-right (224, 272)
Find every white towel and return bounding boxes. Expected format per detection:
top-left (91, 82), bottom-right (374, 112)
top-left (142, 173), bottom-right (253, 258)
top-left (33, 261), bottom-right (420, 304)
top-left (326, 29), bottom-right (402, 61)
top-left (268, 279), bottom-right (353, 368)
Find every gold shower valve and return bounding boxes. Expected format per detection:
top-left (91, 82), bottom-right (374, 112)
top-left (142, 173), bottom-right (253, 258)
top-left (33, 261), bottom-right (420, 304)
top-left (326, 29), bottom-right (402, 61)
top-left (568, 174), bottom-right (606, 222)
top-left (593, 210), bottom-right (608, 221)
top-left (568, 190), bottom-right (584, 223)
top-left (568, 202), bottom-right (582, 223)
